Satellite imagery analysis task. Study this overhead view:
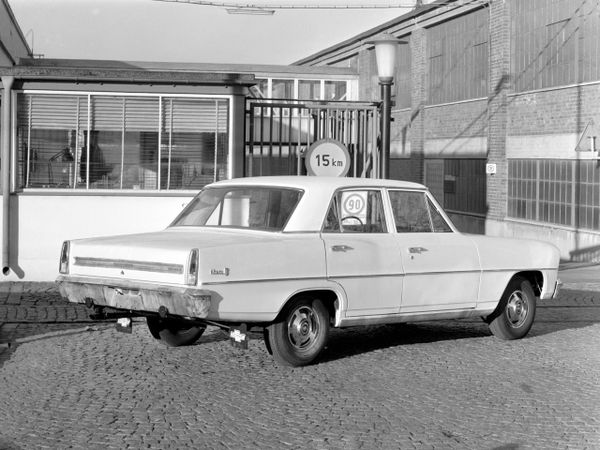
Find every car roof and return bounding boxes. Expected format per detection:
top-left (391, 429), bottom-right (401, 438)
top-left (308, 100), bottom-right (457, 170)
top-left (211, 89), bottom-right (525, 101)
top-left (208, 176), bottom-right (429, 232)
top-left (210, 176), bottom-right (427, 191)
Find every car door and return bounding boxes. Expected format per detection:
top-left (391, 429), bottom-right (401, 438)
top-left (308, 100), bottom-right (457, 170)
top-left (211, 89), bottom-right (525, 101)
top-left (321, 188), bottom-right (404, 317)
top-left (387, 189), bottom-right (480, 313)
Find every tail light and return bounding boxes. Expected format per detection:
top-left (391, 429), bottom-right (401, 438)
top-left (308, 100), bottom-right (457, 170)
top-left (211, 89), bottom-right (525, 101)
top-left (59, 241), bottom-right (70, 274)
top-left (185, 248), bottom-right (199, 286)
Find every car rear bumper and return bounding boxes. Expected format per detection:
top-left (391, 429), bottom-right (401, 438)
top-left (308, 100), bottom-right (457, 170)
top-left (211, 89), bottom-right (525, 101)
top-left (56, 275), bottom-right (211, 319)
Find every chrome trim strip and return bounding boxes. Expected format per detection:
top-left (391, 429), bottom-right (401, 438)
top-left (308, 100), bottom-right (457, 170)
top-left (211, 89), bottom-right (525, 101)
top-left (73, 257), bottom-right (183, 274)
top-left (200, 268), bottom-right (555, 286)
top-left (201, 275), bottom-right (332, 286)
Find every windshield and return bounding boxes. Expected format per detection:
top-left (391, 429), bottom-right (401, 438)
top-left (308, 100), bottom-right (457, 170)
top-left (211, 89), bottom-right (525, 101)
top-left (170, 186), bottom-right (303, 231)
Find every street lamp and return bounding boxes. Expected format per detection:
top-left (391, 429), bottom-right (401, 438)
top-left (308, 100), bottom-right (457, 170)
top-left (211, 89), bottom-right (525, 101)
top-left (367, 33), bottom-right (406, 179)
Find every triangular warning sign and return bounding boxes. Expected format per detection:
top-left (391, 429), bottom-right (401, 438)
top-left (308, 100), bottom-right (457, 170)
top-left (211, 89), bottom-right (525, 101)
top-left (575, 119), bottom-right (600, 152)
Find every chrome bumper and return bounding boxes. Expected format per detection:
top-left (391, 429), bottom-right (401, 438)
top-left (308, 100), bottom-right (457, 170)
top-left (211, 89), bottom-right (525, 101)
top-left (56, 275), bottom-right (212, 319)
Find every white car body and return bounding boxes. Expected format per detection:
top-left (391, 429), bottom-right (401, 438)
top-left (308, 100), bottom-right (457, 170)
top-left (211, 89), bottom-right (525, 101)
top-left (57, 176), bottom-right (561, 366)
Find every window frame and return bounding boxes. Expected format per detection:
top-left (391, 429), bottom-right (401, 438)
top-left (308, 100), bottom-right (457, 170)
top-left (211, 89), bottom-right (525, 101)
top-left (14, 90), bottom-right (233, 194)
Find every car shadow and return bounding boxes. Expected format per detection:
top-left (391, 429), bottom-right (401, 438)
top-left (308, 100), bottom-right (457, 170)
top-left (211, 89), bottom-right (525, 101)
top-left (317, 299), bottom-right (600, 364)
top-left (319, 322), bottom-right (491, 363)
top-left (0, 323), bottom-right (112, 369)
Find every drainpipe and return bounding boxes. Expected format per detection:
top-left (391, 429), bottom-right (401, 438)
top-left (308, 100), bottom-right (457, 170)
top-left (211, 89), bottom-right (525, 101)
top-left (1, 76), bottom-right (14, 276)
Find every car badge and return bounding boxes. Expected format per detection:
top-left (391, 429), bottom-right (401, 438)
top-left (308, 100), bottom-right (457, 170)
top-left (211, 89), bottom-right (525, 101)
top-left (211, 267), bottom-right (230, 276)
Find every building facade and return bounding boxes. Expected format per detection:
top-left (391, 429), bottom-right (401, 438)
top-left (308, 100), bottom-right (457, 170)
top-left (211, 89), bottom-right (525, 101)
top-left (297, 0), bottom-right (600, 261)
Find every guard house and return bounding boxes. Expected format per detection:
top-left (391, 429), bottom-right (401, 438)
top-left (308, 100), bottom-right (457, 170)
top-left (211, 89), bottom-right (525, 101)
top-left (0, 57), bottom-right (358, 281)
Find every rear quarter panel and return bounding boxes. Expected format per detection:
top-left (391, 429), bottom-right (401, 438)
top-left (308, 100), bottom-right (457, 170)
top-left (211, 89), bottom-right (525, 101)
top-left (197, 233), bottom-right (331, 321)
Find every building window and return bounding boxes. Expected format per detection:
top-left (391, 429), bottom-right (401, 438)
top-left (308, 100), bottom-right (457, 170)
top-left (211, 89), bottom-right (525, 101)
top-left (324, 81), bottom-right (347, 101)
top-left (507, 159), bottom-right (537, 221)
top-left (425, 159), bottom-right (486, 216)
top-left (298, 80), bottom-right (321, 100)
top-left (17, 92), bottom-right (229, 191)
top-left (511, 0), bottom-right (600, 92)
top-left (271, 79), bottom-right (294, 99)
top-left (508, 159), bottom-right (600, 230)
top-left (427, 8), bottom-right (489, 104)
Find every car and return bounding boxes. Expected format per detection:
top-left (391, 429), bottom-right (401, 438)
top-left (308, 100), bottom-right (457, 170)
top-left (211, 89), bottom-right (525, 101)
top-left (57, 176), bottom-right (561, 367)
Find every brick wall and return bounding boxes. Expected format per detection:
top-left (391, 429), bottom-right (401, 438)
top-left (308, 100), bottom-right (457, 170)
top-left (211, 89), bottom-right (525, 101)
top-left (508, 84), bottom-right (600, 138)
top-left (486, 0), bottom-right (510, 222)
top-left (424, 101), bottom-right (488, 141)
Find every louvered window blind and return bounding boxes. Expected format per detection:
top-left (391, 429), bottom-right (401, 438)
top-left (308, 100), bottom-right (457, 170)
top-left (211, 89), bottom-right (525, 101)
top-left (16, 92), bottom-right (229, 190)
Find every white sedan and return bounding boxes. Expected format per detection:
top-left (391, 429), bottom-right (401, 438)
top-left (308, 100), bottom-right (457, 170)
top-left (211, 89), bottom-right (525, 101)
top-left (57, 176), bottom-right (561, 366)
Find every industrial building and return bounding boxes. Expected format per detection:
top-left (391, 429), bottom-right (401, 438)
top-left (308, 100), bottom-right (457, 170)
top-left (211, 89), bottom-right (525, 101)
top-left (297, 0), bottom-right (600, 260)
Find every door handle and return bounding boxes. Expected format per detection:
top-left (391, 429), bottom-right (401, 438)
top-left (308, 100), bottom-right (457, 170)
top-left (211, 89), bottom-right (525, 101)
top-left (408, 247), bottom-right (428, 254)
top-left (332, 245), bottom-right (354, 252)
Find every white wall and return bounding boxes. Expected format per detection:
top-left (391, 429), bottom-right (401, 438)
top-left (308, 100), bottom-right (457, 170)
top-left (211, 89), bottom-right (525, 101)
top-left (1, 194), bottom-right (194, 281)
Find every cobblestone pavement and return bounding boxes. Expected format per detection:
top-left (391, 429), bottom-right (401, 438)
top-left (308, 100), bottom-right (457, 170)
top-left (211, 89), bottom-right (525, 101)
top-left (0, 282), bottom-right (599, 449)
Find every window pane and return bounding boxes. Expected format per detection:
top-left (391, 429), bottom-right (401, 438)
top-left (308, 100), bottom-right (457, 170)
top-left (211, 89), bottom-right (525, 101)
top-left (172, 187), bottom-right (302, 231)
top-left (272, 79), bottom-right (294, 99)
top-left (428, 198), bottom-right (453, 232)
top-left (298, 80), bottom-right (321, 100)
top-left (16, 94), bottom-right (85, 189)
top-left (324, 81), bottom-right (347, 101)
top-left (389, 191), bottom-right (432, 233)
top-left (323, 190), bottom-right (387, 233)
top-left (427, 8), bottom-right (488, 104)
top-left (161, 98), bottom-right (229, 190)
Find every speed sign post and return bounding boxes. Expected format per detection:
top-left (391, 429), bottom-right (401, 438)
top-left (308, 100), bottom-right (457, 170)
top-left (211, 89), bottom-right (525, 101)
top-left (304, 139), bottom-right (351, 177)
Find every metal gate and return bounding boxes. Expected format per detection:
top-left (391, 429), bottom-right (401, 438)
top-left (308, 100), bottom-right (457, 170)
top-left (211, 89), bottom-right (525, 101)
top-left (245, 99), bottom-right (380, 178)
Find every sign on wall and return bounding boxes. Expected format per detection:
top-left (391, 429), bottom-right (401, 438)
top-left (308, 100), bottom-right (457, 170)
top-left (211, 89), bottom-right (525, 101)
top-left (304, 139), bottom-right (351, 177)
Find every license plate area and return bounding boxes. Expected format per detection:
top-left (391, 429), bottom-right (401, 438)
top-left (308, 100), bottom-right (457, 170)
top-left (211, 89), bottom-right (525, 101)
top-left (229, 324), bottom-right (249, 349)
top-left (115, 317), bottom-right (133, 334)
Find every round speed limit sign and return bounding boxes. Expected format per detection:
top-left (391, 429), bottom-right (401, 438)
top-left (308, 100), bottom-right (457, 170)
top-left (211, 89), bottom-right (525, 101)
top-left (343, 193), bottom-right (365, 215)
top-left (304, 139), bottom-right (350, 177)
top-left (342, 192), bottom-right (367, 219)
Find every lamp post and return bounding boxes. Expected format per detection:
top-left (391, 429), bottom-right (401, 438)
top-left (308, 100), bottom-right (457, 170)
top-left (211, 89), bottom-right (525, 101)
top-left (368, 33), bottom-right (405, 179)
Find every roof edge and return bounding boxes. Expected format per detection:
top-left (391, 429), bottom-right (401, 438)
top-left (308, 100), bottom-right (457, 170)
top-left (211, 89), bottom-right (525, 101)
top-left (293, 0), bottom-right (466, 66)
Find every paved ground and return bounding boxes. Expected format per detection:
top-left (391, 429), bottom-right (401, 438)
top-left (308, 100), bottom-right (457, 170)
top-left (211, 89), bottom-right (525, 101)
top-left (0, 267), bottom-right (599, 449)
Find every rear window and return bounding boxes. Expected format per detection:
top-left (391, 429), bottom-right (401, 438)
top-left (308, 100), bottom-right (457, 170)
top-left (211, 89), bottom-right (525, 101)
top-left (171, 186), bottom-right (303, 231)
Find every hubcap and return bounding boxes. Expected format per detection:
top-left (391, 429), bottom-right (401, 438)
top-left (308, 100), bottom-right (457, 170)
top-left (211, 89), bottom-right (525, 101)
top-left (287, 306), bottom-right (320, 350)
top-left (506, 290), bottom-right (529, 328)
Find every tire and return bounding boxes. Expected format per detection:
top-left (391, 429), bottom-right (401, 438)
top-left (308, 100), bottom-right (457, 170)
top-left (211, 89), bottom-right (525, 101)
top-left (267, 297), bottom-right (329, 367)
top-left (488, 277), bottom-right (537, 340)
top-left (146, 317), bottom-right (206, 347)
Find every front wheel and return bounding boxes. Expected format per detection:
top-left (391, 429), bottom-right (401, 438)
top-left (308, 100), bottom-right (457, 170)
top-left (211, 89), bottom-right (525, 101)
top-left (266, 297), bottom-right (329, 367)
top-left (146, 317), bottom-right (206, 347)
top-left (488, 277), bottom-right (537, 340)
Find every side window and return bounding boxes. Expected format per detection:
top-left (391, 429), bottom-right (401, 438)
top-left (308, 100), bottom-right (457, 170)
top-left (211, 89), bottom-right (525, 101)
top-left (389, 191), bottom-right (432, 232)
top-left (323, 190), bottom-right (387, 233)
top-left (428, 197), bottom-right (453, 232)
top-left (389, 190), bottom-right (453, 233)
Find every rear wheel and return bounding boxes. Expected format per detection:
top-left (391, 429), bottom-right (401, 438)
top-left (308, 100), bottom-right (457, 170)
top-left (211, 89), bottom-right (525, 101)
top-left (146, 317), bottom-right (206, 347)
top-left (266, 297), bottom-right (329, 367)
top-left (488, 277), bottom-right (537, 340)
